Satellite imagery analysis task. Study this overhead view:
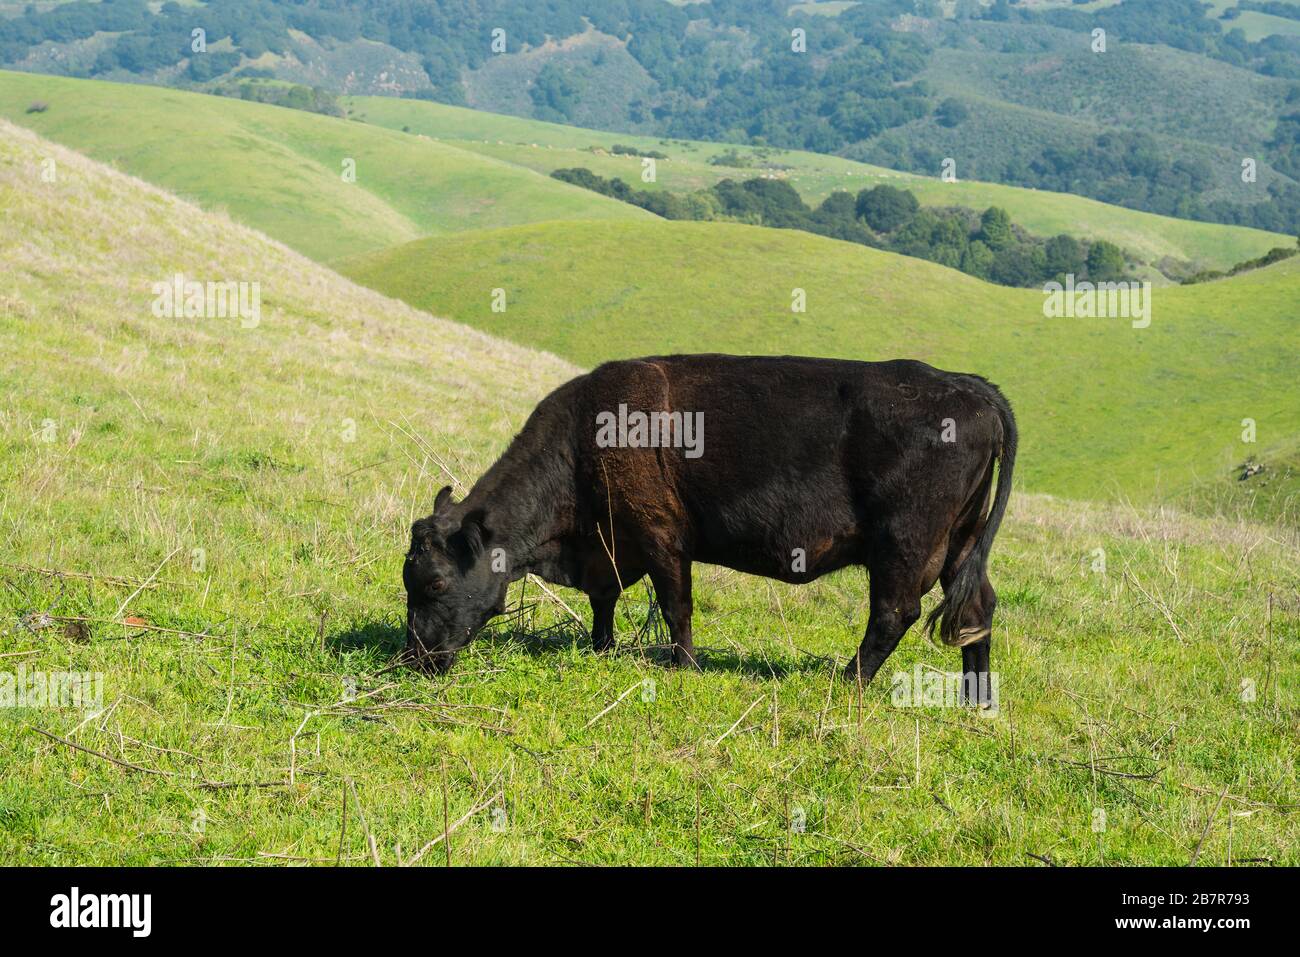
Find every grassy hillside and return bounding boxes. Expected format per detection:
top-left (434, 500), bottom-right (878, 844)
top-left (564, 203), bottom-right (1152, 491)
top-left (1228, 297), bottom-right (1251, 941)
top-left (0, 69), bottom-right (1287, 277)
top-left (924, 41), bottom-right (1282, 157)
top-left (344, 95), bottom-right (1293, 273)
top-left (0, 71), bottom-right (649, 263)
top-left (902, 22), bottom-right (1294, 198)
top-left (2, 121), bottom-right (1296, 866)
top-left (342, 219), bottom-right (1300, 511)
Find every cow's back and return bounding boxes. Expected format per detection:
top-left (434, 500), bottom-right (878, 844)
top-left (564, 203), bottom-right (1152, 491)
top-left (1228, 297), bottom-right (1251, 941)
top-left (570, 355), bottom-right (1003, 579)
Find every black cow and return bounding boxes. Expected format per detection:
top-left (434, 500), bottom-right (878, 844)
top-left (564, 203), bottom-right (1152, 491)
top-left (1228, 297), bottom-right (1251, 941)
top-left (403, 354), bottom-right (1016, 698)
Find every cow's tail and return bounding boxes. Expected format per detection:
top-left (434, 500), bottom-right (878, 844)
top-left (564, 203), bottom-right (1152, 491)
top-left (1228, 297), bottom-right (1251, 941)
top-left (926, 381), bottom-right (1017, 647)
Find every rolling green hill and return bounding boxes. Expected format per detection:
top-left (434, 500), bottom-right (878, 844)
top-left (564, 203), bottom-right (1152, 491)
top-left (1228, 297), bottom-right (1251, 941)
top-left (0, 70), bottom-right (649, 262)
top-left (0, 69), bottom-right (1289, 277)
top-left (342, 218), bottom-right (1300, 512)
top-left (0, 70), bottom-right (1288, 512)
top-left (2, 119), bottom-right (1295, 867)
top-left (344, 94), bottom-right (1294, 274)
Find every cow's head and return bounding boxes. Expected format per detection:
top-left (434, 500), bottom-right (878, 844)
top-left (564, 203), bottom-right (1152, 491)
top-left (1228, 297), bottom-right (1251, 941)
top-left (402, 486), bottom-right (507, 674)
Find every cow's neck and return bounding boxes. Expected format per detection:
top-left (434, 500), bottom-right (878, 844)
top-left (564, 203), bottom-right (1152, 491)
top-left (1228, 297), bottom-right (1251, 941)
top-left (459, 425), bottom-right (576, 584)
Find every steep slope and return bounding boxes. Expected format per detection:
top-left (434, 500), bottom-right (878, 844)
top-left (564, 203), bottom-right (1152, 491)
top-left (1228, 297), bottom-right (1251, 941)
top-left (342, 219), bottom-right (1300, 509)
top-left (0, 71), bottom-right (650, 262)
top-left (0, 114), bottom-right (578, 631)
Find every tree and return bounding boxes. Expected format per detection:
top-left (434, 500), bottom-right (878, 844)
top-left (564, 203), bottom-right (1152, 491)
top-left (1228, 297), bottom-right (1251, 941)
top-left (935, 98), bottom-right (968, 128)
top-left (817, 190), bottom-right (858, 221)
top-left (990, 245), bottom-right (1046, 287)
top-left (1044, 234), bottom-right (1085, 277)
top-left (978, 207), bottom-right (1014, 250)
top-left (855, 185), bottom-right (919, 232)
top-left (1086, 240), bottom-right (1127, 281)
top-left (960, 239), bottom-right (995, 279)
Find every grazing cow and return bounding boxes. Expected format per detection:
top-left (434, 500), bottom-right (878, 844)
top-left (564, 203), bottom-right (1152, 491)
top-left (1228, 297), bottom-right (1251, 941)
top-left (403, 354), bottom-right (1016, 700)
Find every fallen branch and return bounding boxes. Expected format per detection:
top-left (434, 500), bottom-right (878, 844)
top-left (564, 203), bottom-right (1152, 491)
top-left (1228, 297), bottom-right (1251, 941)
top-left (714, 695), bottom-right (766, 747)
top-left (1188, 784), bottom-right (1231, 866)
top-left (0, 562), bottom-right (178, 590)
top-left (113, 546), bottom-right (182, 621)
top-left (1052, 757), bottom-right (1162, 781)
top-left (406, 778), bottom-right (503, 866)
top-left (29, 725), bottom-right (283, 791)
top-left (28, 725), bottom-right (166, 776)
top-left (526, 574), bottom-right (589, 636)
top-left (582, 679), bottom-right (645, 730)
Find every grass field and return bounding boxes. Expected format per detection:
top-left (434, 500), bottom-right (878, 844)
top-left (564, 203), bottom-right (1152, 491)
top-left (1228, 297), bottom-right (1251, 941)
top-left (2, 120), bottom-right (1297, 866)
top-left (0, 71), bottom-right (648, 263)
top-left (1232, 10), bottom-right (1300, 42)
top-left (341, 219), bottom-right (1300, 512)
top-left (343, 95), bottom-right (1293, 273)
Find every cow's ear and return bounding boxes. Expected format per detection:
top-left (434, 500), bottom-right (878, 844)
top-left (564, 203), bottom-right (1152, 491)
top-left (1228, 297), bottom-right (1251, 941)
top-left (433, 485), bottom-right (454, 513)
top-left (460, 509), bottom-right (491, 558)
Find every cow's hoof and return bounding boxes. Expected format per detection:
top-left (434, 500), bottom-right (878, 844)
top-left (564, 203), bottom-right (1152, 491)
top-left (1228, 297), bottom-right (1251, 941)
top-left (842, 661), bottom-right (868, 686)
top-left (671, 648), bottom-right (702, 670)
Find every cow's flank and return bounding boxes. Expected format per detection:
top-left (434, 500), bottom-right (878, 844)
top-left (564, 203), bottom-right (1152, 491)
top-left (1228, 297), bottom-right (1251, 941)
top-left (402, 354), bottom-right (1016, 701)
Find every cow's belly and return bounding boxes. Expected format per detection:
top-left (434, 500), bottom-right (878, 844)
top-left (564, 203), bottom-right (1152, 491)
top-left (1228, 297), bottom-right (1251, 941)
top-left (693, 529), bottom-right (863, 584)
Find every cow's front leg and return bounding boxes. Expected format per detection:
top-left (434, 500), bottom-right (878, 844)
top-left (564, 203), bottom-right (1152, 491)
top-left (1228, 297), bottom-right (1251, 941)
top-left (590, 593), bottom-right (618, 653)
top-left (649, 557), bottom-right (697, 669)
top-left (845, 565), bottom-right (922, 685)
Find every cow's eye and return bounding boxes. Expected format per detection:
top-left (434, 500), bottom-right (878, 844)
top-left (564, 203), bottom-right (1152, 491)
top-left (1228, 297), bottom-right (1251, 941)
top-left (430, 577), bottom-right (447, 593)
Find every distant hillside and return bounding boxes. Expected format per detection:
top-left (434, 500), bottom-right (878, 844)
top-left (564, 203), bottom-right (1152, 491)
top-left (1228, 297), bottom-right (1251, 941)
top-left (345, 94), bottom-right (1294, 276)
top-left (342, 218), bottom-right (1300, 514)
top-left (11, 69), bottom-right (1290, 281)
top-left (0, 70), bottom-right (649, 262)
top-left (1, 0), bottom-right (1298, 231)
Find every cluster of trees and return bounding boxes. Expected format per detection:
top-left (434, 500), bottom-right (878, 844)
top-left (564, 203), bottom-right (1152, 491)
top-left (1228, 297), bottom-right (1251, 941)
top-left (550, 167), bottom-right (721, 220)
top-left (984, 129), bottom-right (1300, 234)
top-left (0, 0), bottom-right (321, 78)
top-left (611, 144), bottom-right (667, 160)
top-left (553, 169), bottom-right (1130, 288)
top-left (209, 77), bottom-right (343, 116)
top-left (709, 147), bottom-right (789, 169)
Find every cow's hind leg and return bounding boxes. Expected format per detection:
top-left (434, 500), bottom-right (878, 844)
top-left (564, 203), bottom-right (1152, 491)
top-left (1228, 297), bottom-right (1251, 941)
top-left (844, 564), bottom-right (925, 686)
top-left (956, 575), bottom-right (996, 707)
top-left (937, 465), bottom-right (999, 707)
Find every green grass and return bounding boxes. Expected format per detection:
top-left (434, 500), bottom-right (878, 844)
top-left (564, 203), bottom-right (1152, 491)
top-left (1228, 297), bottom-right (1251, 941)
top-left (0, 71), bottom-right (649, 263)
top-left (343, 94), bottom-right (1294, 273)
top-left (787, 1), bottom-right (860, 15)
top-left (341, 218), bottom-right (1300, 510)
top-left (1231, 10), bottom-right (1300, 41)
top-left (2, 121), bottom-right (1296, 866)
